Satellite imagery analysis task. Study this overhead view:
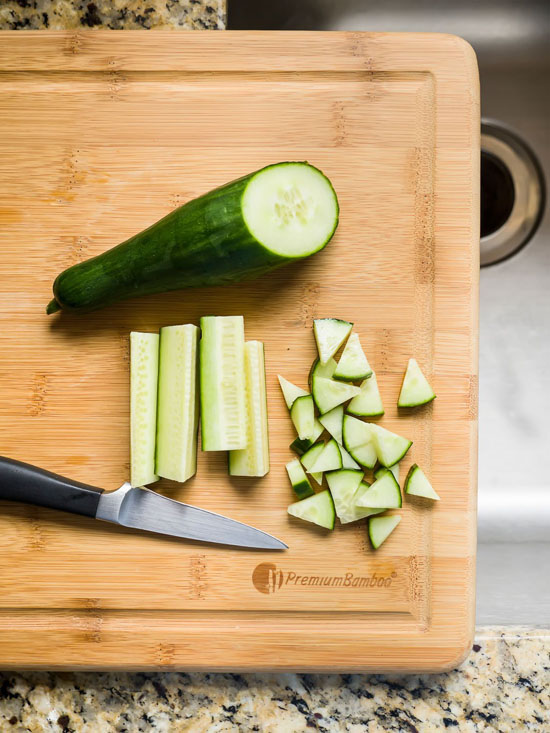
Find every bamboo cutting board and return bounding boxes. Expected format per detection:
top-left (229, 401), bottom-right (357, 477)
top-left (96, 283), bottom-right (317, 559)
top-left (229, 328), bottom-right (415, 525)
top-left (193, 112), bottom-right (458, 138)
top-left (0, 31), bottom-right (479, 672)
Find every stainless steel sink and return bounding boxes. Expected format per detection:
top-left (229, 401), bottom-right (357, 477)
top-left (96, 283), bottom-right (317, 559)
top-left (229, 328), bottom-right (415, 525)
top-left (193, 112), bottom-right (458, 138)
top-left (229, 0), bottom-right (550, 625)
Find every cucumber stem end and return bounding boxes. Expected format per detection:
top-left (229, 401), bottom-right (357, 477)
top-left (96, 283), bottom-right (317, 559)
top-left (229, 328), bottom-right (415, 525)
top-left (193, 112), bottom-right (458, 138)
top-left (46, 299), bottom-right (61, 315)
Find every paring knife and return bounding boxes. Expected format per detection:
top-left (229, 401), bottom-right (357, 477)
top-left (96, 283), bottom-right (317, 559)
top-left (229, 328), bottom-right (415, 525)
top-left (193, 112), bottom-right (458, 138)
top-left (0, 456), bottom-right (287, 550)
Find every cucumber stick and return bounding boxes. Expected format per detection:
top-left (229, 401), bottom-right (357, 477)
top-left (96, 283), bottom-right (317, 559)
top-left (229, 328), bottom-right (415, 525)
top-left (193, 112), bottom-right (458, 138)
top-left (290, 394), bottom-right (315, 440)
top-left (156, 324), bottom-right (199, 483)
top-left (404, 464), bottom-right (440, 500)
top-left (288, 490), bottom-right (335, 530)
top-left (130, 332), bottom-right (159, 487)
top-left (347, 372), bottom-right (384, 417)
top-left (229, 341), bottom-right (270, 477)
top-left (368, 515), bottom-right (402, 549)
top-left (313, 319), bottom-right (353, 365)
top-left (398, 359), bottom-right (436, 407)
top-left (286, 459), bottom-right (314, 499)
top-left (48, 162), bottom-right (339, 314)
top-left (334, 333), bottom-right (372, 381)
top-left (200, 316), bottom-right (246, 451)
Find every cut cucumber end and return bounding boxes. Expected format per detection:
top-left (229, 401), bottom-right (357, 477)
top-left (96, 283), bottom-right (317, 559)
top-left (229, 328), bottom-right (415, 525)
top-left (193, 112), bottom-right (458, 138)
top-left (398, 358), bottom-right (436, 407)
top-left (288, 489), bottom-right (336, 530)
top-left (46, 298), bottom-right (61, 315)
top-left (242, 162), bottom-right (339, 259)
top-left (368, 514), bottom-right (402, 549)
top-left (404, 464), bottom-right (440, 500)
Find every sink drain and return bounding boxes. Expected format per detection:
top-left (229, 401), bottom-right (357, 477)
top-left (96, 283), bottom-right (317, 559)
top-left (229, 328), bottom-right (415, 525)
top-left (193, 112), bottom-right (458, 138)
top-left (480, 121), bottom-right (545, 266)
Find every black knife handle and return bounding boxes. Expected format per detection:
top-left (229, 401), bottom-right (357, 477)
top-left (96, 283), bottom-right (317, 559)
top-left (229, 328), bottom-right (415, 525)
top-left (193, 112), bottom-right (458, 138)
top-left (0, 456), bottom-right (104, 518)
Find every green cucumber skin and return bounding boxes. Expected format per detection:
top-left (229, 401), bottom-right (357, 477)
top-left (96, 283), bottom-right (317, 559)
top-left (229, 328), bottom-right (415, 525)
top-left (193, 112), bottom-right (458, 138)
top-left (48, 163), bottom-right (339, 313)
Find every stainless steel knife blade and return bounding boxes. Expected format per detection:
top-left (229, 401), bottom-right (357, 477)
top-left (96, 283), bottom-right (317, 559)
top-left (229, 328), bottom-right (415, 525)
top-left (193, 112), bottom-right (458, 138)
top-left (95, 482), bottom-right (287, 550)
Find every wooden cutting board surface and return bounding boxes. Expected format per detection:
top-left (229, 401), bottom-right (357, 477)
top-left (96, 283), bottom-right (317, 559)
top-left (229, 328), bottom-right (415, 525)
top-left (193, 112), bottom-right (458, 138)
top-left (0, 31), bottom-right (479, 671)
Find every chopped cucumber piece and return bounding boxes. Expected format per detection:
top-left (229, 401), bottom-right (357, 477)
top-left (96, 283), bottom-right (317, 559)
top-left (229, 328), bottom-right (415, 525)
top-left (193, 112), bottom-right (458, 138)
top-left (156, 324), bottom-right (199, 483)
top-left (289, 419), bottom-right (324, 455)
top-left (313, 377), bottom-right (361, 414)
top-left (318, 405), bottom-right (344, 444)
top-left (309, 357), bottom-right (337, 384)
top-left (290, 394), bottom-right (315, 440)
top-left (278, 375), bottom-right (308, 409)
top-left (313, 318), bottom-right (353, 365)
top-left (369, 423), bottom-right (412, 467)
top-left (200, 315), bottom-right (247, 451)
top-left (130, 332), bottom-right (160, 487)
top-left (334, 333), bottom-right (372, 381)
top-left (404, 464), bottom-right (440, 500)
top-left (398, 358), bottom-right (436, 407)
top-left (326, 469), bottom-right (381, 524)
top-left (356, 471), bottom-right (402, 509)
top-left (342, 415), bottom-right (377, 469)
top-left (288, 489), bottom-right (336, 530)
top-left (347, 372), bottom-right (384, 417)
top-left (339, 444), bottom-right (361, 469)
top-left (300, 442), bottom-right (325, 485)
top-left (374, 463), bottom-right (400, 483)
top-left (229, 341), bottom-right (270, 477)
top-left (368, 515), bottom-right (402, 549)
top-left (286, 458), bottom-right (315, 500)
top-left (308, 438), bottom-right (342, 474)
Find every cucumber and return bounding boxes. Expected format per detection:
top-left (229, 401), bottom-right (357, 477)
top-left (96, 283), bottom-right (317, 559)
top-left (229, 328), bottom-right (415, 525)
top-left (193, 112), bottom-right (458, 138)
top-left (289, 419), bottom-right (324, 455)
top-left (288, 490), bottom-right (336, 530)
top-left (369, 423), bottom-right (412, 467)
top-left (374, 463), bottom-right (400, 483)
top-left (334, 333), bottom-right (372, 381)
top-left (398, 358), bottom-right (436, 407)
top-left (368, 515), bottom-right (402, 549)
top-left (347, 372), bottom-right (384, 417)
top-left (290, 394), bottom-right (315, 440)
top-left (130, 332), bottom-right (160, 487)
top-left (313, 377), bottom-right (361, 414)
top-left (355, 471), bottom-right (402, 509)
top-left (342, 415), bottom-right (377, 469)
top-left (47, 162), bottom-right (339, 314)
top-left (404, 464), bottom-right (440, 500)
top-left (200, 316), bottom-right (246, 451)
top-left (278, 375), bottom-right (308, 409)
top-left (318, 404), bottom-right (344, 445)
top-left (229, 341), bottom-right (270, 477)
top-left (339, 444), bottom-right (361, 470)
top-left (308, 438), bottom-right (342, 474)
top-left (300, 442), bottom-right (325, 485)
top-left (326, 469), bottom-right (381, 524)
top-left (286, 459), bottom-right (315, 500)
top-left (156, 324), bottom-right (199, 483)
top-left (313, 318), bottom-right (353, 365)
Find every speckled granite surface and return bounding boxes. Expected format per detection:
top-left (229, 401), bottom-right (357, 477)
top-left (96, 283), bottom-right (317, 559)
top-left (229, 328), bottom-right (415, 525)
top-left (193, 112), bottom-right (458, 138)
top-left (0, 0), bottom-right (225, 30)
top-left (0, 628), bottom-right (548, 731)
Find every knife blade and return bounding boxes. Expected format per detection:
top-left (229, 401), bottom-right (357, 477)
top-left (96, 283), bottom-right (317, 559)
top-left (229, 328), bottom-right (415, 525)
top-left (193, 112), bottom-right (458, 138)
top-left (0, 456), bottom-right (287, 550)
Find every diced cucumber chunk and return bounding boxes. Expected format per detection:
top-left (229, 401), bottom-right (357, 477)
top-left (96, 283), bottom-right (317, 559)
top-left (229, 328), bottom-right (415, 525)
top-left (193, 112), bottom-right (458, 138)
top-left (308, 438), bottom-right (342, 474)
top-left (130, 332), bottom-right (160, 487)
top-left (313, 318), bottom-right (353, 365)
top-left (200, 315), bottom-right (247, 451)
top-left (334, 333), bottom-right (372, 381)
top-left (369, 423), bottom-right (412, 467)
top-left (356, 471), bottom-right (402, 509)
top-left (290, 394), bottom-right (315, 440)
top-left (326, 469), bottom-right (381, 524)
top-left (404, 464), bottom-right (440, 500)
top-left (156, 324), bottom-right (199, 483)
top-left (288, 489), bottom-right (336, 530)
top-left (286, 458), bottom-right (314, 500)
top-left (318, 404), bottom-right (344, 445)
top-left (313, 377), bottom-right (361, 414)
top-left (368, 515), bottom-right (402, 549)
top-left (374, 463), bottom-right (400, 483)
top-left (398, 358), bottom-right (436, 407)
top-left (309, 357), bottom-right (337, 384)
top-left (229, 341), bottom-right (270, 477)
top-left (342, 415), bottom-right (377, 469)
top-left (278, 375), bottom-right (308, 409)
top-left (339, 444), bottom-right (361, 470)
top-left (347, 372), bottom-right (384, 417)
top-left (300, 442), bottom-right (325, 485)
top-left (289, 419), bottom-right (324, 455)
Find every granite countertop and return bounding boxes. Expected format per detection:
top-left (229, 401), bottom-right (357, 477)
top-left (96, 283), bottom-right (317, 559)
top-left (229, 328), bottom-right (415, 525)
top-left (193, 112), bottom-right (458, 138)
top-left (0, 628), bottom-right (547, 731)
top-left (0, 3), bottom-right (548, 731)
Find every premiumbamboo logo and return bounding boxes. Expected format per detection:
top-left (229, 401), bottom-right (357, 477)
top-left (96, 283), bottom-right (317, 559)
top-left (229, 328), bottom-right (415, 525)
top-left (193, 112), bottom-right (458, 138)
top-left (252, 563), bottom-right (396, 594)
